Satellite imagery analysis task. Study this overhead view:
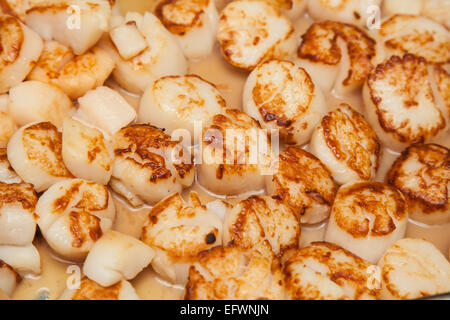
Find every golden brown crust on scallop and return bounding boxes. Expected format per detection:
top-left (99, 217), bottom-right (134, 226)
top-left (283, 241), bottom-right (379, 300)
top-left (225, 195), bottom-right (300, 257)
top-left (333, 182), bottom-right (407, 237)
top-left (72, 277), bottom-right (121, 300)
top-left (387, 144), bottom-right (449, 215)
top-left (22, 122), bottom-right (73, 178)
top-left (68, 210), bottom-right (102, 248)
top-left (0, 15), bottom-right (23, 70)
top-left (367, 54), bottom-right (446, 145)
top-left (321, 104), bottom-right (381, 180)
top-left (0, 181), bottom-right (36, 211)
top-left (433, 64), bottom-right (450, 117)
top-left (114, 124), bottom-right (193, 183)
top-left (155, 0), bottom-right (209, 36)
top-left (297, 20), bottom-right (376, 87)
top-left (269, 147), bottom-right (337, 220)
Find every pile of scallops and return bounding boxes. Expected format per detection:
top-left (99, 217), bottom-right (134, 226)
top-left (0, 0), bottom-right (448, 300)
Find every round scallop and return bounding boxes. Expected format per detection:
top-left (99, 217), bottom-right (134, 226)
top-left (7, 121), bottom-right (73, 192)
top-left (422, 0), bottom-right (450, 29)
top-left (266, 147), bottom-right (337, 224)
top-left (141, 192), bottom-right (223, 285)
top-left (0, 260), bottom-right (18, 297)
top-left (0, 243), bottom-right (41, 276)
top-left (28, 41), bottom-right (115, 99)
top-left (0, 14), bottom-right (43, 94)
top-left (377, 14), bottom-right (450, 64)
top-left (260, 0), bottom-right (308, 21)
top-left (310, 103), bottom-right (381, 185)
top-left (224, 195), bottom-right (300, 257)
top-left (386, 144), bottom-right (449, 225)
top-left (36, 179), bottom-right (116, 261)
top-left (363, 54), bottom-right (448, 151)
top-left (325, 181), bottom-right (408, 264)
top-left (185, 241), bottom-right (285, 300)
top-left (296, 20), bottom-right (377, 96)
top-left (59, 278), bottom-right (140, 300)
top-left (111, 124), bottom-right (194, 206)
top-left (8, 80), bottom-right (74, 128)
top-left (24, 0), bottom-right (112, 55)
top-left (100, 12), bottom-right (187, 94)
top-left (154, 0), bottom-right (218, 59)
top-left (243, 59), bottom-right (327, 145)
top-left (283, 242), bottom-right (379, 300)
top-left (378, 238), bottom-right (450, 300)
top-left (138, 75), bottom-right (226, 137)
top-left (83, 230), bottom-right (154, 287)
top-left (307, 0), bottom-right (382, 27)
top-left (217, 0), bottom-right (296, 71)
top-left (62, 117), bottom-right (113, 185)
top-left (197, 108), bottom-right (273, 196)
top-left (0, 182), bottom-right (37, 246)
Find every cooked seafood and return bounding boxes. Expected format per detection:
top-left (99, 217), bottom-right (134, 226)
top-left (243, 59), bottom-right (327, 145)
top-left (111, 124), bottom-right (194, 205)
top-left (325, 181), bottom-right (408, 264)
top-left (141, 192), bottom-right (222, 284)
top-left (7, 121), bottom-right (73, 192)
top-left (266, 147), bottom-right (337, 224)
top-left (283, 242), bottom-right (379, 300)
top-left (217, 0), bottom-right (296, 71)
top-left (0, 260), bottom-right (18, 297)
top-left (59, 277), bottom-right (140, 300)
top-left (378, 238), bottom-right (450, 300)
top-left (0, 149), bottom-right (20, 184)
top-left (139, 75), bottom-right (226, 137)
top-left (363, 54), bottom-right (449, 151)
top-left (8, 80), bottom-right (74, 128)
top-left (310, 103), bottom-right (381, 185)
top-left (296, 20), bottom-right (377, 95)
top-left (387, 144), bottom-right (449, 225)
top-left (62, 117), bottom-right (113, 185)
top-left (83, 230), bottom-right (154, 287)
top-left (0, 243), bottom-right (41, 275)
top-left (36, 179), bottom-right (115, 261)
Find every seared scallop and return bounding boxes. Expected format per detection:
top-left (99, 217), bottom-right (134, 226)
top-left (363, 54), bottom-right (448, 151)
top-left (307, 0), bottom-right (382, 27)
top-left (266, 147), bottom-right (337, 224)
top-left (0, 149), bottom-right (20, 184)
top-left (0, 260), bottom-right (18, 297)
top-left (7, 121), bottom-right (73, 192)
top-left (386, 144), bottom-right (449, 225)
top-left (185, 241), bottom-right (285, 300)
top-left (224, 195), bottom-right (300, 257)
top-left (243, 59), bottom-right (327, 145)
top-left (257, 0), bottom-right (307, 21)
top-left (36, 179), bottom-right (115, 261)
top-left (378, 238), bottom-right (450, 300)
top-left (60, 277), bottom-right (139, 300)
top-left (100, 11), bottom-right (187, 94)
top-left (62, 117), bottom-right (113, 185)
top-left (325, 181), bottom-right (408, 264)
top-left (154, 0), bottom-right (218, 59)
top-left (138, 75), bottom-right (226, 137)
top-left (8, 80), bottom-right (74, 128)
top-left (432, 64), bottom-right (450, 119)
top-left (83, 230), bottom-right (154, 287)
top-left (77, 86), bottom-right (136, 137)
top-left (0, 110), bottom-right (16, 149)
top-left (141, 192), bottom-right (223, 285)
top-left (197, 108), bottom-right (273, 196)
top-left (0, 243), bottom-right (41, 275)
top-left (28, 41), bottom-right (115, 99)
top-left (310, 103), bottom-right (381, 185)
top-left (25, 0), bottom-right (112, 55)
top-left (217, 0), bottom-right (296, 71)
top-left (0, 182), bottom-right (37, 246)
top-left (283, 242), bottom-right (379, 300)
top-left (296, 20), bottom-right (377, 95)
top-left (111, 124), bottom-right (194, 205)
top-left (377, 14), bottom-right (450, 64)
top-left (0, 14), bottom-right (43, 94)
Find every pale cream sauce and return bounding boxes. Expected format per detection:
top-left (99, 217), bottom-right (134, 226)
top-left (9, 0), bottom-right (450, 300)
